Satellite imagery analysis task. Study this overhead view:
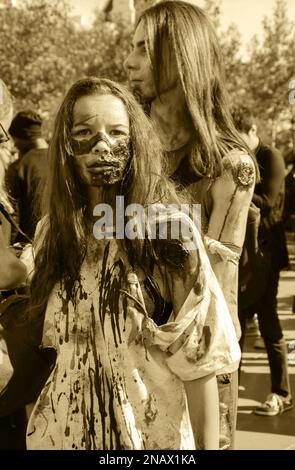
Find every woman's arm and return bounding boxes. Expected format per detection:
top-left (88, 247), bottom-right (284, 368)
top-left (0, 225), bottom-right (27, 289)
top-left (206, 153), bottom-right (255, 338)
top-left (184, 373), bottom-right (219, 450)
top-left (207, 154), bottom-right (255, 247)
top-left (17, 216), bottom-right (49, 283)
top-left (160, 232), bottom-right (220, 450)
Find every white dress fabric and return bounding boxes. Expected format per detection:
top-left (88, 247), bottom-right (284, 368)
top-left (26, 213), bottom-right (240, 450)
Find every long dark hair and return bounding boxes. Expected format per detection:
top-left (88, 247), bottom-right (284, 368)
top-left (30, 77), bottom-right (186, 319)
top-left (0, 79), bottom-right (13, 122)
top-left (139, 1), bottom-right (257, 179)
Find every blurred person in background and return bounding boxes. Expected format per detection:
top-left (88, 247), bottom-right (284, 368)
top-left (0, 78), bottom-right (28, 449)
top-left (283, 150), bottom-right (295, 232)
top-left (6, 110), bottom-right (48, 243)
top-left (232, 105), bottom-right (293, 416)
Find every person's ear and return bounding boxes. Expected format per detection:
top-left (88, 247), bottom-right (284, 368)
top-left (251, 124), bottom-right (257, 136)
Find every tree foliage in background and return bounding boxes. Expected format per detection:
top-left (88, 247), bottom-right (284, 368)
top-left (0, 0), bottom-right (132, 117)
top-left (0, 0), bottom-right (81, 114)
top-left (204, 0), bottom-right (295, 151)
top-left (80, 13), bottom-right (132, 84)
top-left (0, 0), bottom-right (294, 152)
top-left (246, 0), bottom-right (295, 146)
top-left (203, 0), bottom-right (244, 102)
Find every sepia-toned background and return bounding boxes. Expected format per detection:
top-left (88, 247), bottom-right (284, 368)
top-left (1, 0), bottom-right (295, 452)
top-left (0, 0), bottom-right (295, 159)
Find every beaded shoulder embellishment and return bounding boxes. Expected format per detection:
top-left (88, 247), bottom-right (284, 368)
top-left (224, 158), bottom-right (255, 190)
top-left (235, 161), bottom-right (255, 188)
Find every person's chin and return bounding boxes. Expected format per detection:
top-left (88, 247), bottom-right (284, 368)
top-left (81, 171), bottom-right (102, 187)
top-left (129, 81), bottom-right (142, 95)
top-left (129, 80), bottom-right (145, 97)
top-left (86, 174), bottom-right (122, 188)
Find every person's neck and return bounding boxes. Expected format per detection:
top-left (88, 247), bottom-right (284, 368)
top-left (88, 185), bottom-right (118, 209)
top-left (88, 185), bottom-right (120, 241)
top-left (34, 138), bottom-right (48, 149)
top-left (252, 136), bottom-right (260, 153)
top-left (150, 84), bottom-right (194, 153)
top-left (19, 138), bottom-right (48, 158)
top-left (166, 140), bottom-right (193, 176)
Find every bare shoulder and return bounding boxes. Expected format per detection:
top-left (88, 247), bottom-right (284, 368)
top-left (208, 151), bottom-right (256, 248)
top-left (222, 150), bottom-right (256, 191)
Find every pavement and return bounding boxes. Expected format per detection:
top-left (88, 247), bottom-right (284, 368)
top-left (236, 232), bottom-right (295, 450)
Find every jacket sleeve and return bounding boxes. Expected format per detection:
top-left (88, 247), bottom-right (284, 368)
top-left (252, 146), bottom-right (285, 218)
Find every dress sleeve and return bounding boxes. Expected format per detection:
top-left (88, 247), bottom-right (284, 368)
top-left (252, 146), bottom-right (285, 217)
top-left (142, 210), bottom-right (241, 381)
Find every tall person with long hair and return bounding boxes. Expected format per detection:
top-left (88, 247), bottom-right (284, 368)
top-left (125, 0), bottom-right (257, 449)
top-left (25, 77), bottom-right (240, 450)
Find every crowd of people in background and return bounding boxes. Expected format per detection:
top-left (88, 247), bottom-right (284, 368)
top-left (0, 0), bottom-right (294, 452)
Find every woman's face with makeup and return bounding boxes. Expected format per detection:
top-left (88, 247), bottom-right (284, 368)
top-left (71, 94), bottom-right (131, 187)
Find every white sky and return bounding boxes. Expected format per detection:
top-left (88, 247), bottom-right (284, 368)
top-left (69, 0), bottom-right (295, 49)
top-left (213, 0), bottom-right (295, 38)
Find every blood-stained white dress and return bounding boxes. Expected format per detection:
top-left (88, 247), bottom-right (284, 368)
top-left (26, 213), bottom-right (240, 450)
